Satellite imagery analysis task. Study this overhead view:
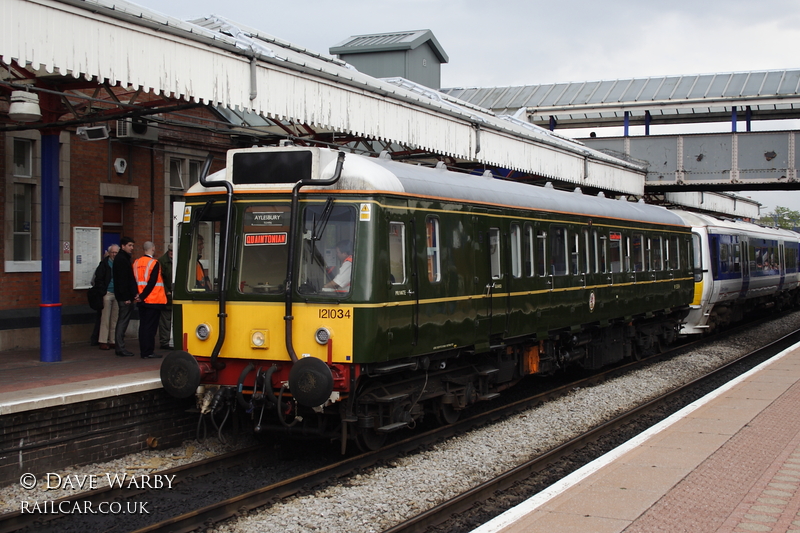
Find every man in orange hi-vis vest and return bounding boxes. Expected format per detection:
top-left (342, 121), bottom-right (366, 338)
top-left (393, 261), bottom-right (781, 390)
top-left (134, 241), bottom-right (167, 359)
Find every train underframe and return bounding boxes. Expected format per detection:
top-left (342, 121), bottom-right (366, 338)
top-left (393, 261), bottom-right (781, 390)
top-left (700, 287), bottom-right (800, 334)
top-left (191, 308), bottom-right (688, 452)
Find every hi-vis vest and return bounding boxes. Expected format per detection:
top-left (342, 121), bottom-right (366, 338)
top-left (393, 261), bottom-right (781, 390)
top-left (134, 256), bottom-right (167, 304)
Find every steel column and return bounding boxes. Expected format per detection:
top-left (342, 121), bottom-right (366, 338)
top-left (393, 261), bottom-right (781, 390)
top-left (40, 133), bottom-right (61, 362)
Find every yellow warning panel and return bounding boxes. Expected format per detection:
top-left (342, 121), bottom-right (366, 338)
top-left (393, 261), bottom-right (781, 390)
top-left (360, 203), bottom-right (371, 221)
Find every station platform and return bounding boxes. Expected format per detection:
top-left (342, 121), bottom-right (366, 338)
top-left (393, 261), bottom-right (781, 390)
top-left (474, 340), bottom-right (800, 533)
top-left (0, 339), bottom-right (165, 416)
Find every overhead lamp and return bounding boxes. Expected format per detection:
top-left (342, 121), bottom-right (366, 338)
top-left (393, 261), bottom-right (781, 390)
top-left (8, 91), bottom-right (42, 122)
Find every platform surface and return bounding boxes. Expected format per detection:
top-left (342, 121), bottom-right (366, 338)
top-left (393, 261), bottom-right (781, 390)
top-left (474, 341), bottom-right (800, 533)
top-left (0, 339), bottom-right (166, 415)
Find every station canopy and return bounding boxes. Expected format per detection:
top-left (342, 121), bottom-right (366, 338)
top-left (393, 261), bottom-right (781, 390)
top-left (0, 0), bottom-right (648, 195)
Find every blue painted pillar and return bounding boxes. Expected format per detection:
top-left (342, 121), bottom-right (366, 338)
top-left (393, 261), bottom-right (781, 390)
top-left (644, 111), bottom-right (651, 136)
top-left (731, 106), bottom-right (737, 132)
top-left (40, 132), bottom-right (61, 362)
top-left (623, 111), bottom-right (630, 137)
top-left (746, 105), bottom-right (752, 132)
top-left (548, 115), bottom-right (556, 131)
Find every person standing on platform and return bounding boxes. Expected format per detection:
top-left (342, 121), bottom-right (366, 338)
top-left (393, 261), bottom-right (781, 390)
top-left (158, 243), bottom-right (173, 349)
top-left (96, 244), bottom-right (120, 350)
top-left (113, 236), bottom-right (138, 357)
top-left (134, 241), bottom-right (167, 359)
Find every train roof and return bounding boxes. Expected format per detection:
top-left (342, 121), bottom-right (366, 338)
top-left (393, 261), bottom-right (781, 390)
top-left (196, 147), bottom-right (686, 227)
top-left (671, 210), bottom-right (800, 240)
top-left (340, 151), bottom-right (686, 227)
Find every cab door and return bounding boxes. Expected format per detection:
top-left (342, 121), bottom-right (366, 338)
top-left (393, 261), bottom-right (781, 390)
top-left (385, 215), bottom-right (416, 358)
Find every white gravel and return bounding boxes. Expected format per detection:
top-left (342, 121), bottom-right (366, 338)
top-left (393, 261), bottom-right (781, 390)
top-left (1, 312), bottom-right (797, 532)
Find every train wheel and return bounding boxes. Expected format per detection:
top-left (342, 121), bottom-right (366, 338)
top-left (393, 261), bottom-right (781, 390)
top-left (436, 401), bottom-right (460, 425)
top-left (356, 427), bottom-right (387, 451)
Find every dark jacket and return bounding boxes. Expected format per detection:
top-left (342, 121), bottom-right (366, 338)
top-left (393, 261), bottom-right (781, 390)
top-left (88, 259), bottom-right (112, 311)
top-left (113, 248), bottom-right (138, 302)
top-left (158, 251), bottom-right (173, 304)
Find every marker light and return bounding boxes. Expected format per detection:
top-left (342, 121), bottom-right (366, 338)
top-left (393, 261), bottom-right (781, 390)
top-left (196, 323), bottom-right (211, 341)
top-left (315, 327), bottom-right (331, 345)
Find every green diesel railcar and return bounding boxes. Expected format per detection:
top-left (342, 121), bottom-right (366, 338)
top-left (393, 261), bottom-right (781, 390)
top-left (162, 146), bottom-right (694, 451)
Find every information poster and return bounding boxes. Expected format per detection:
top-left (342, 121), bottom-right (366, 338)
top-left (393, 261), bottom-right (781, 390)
top-left (73, 227), bottom-right (101, 289)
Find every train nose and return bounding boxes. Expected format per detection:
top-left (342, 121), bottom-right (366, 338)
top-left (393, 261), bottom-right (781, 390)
top-left (161, 351), bottom-right (202, 398)
top-left (288, 357), bottom-right (334, 407)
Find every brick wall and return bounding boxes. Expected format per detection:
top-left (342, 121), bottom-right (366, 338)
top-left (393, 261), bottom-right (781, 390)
top-left (0, 105), bottom-right (231, 348)
top-left (0, 390), bottom-right (197, 487)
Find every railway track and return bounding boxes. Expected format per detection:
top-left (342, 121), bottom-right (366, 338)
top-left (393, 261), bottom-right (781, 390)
top-left (0, 318), bottom-right (793, 533)
top-left (383, 328), bottom-right (800, 533)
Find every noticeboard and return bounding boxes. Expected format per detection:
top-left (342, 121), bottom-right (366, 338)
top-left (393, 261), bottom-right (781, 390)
top-left (73, 227), bottom-right (101, 289)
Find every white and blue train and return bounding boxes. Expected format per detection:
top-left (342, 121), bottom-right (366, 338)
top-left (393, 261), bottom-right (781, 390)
top-left (675, 211), bottom-right (800, 335)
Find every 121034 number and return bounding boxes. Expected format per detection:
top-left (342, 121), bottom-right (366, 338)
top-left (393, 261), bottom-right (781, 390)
top-left (319, 309), bottom-right (351, 319)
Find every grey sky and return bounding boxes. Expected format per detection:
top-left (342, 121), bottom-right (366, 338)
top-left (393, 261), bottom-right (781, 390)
top-left (132, 0), bottom-right (800, 88)
top-left (129, 0), bottom-right (800, 213)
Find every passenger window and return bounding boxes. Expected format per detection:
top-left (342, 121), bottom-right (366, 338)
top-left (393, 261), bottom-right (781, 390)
top-left (426, 216), bottom-right (441, 283)
top-left (583, 229), bottom-right (591, 274)
top-left (609, 232), bottom-right (622, 273)
top-left (596, 231), bottom-right (607, 273)
top-left (489, 228), bottom-right (501, 280)
top-left (524, 224), bottom-right (534, 277)
top-left (570, 232), bottom-right (580, 275)
top-left (719, 243), bottom-right (730, 274)
top-left (510, 224), bottom-right (522, 278)
top-left (551, 226), bottom-right (568, 275)
top-left (632, 234), bottom-right (644, 272)
top-left (536, 230), bottom-right (547, 276)
top-left (652, 237), bottom-right (663, 271)
top-left (389, 222), bottom-right (406, 284)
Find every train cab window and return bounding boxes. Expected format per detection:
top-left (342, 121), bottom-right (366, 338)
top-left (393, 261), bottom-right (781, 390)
top-left (632, 234), bottom-right (644, 272)
top-left (536, 230), bottom-right (547, 276)
top-left (427, 216), bottom-right (442, 282)
top-left (551, 226), bottom-right (568, 276)
top-left (524, 224), bottom-right (534, 277)
top-left (652, 237), bottom-right (664, 271)
top-left (388, 222), bottom-right (406, 284)
top-left (489, 227), bottom-right (501, 280)
top-left (609, 232), bottom-right (622, 273)
top-left (692, 233), bottom-right (703, 282)
top-left (186, 204), bottom-right (228, 294)
top-left (298, 204), bottom-right (356, 296)
top-left (510, 224), bottom-right (522, 278)
top-left (238, 205), bottom-right (290, 294)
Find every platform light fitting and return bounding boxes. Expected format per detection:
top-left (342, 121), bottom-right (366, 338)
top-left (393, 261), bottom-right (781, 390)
top-left (8, 91), bottom-right (42, 122)
top-left (76, 126), bottom-right (110, 141)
